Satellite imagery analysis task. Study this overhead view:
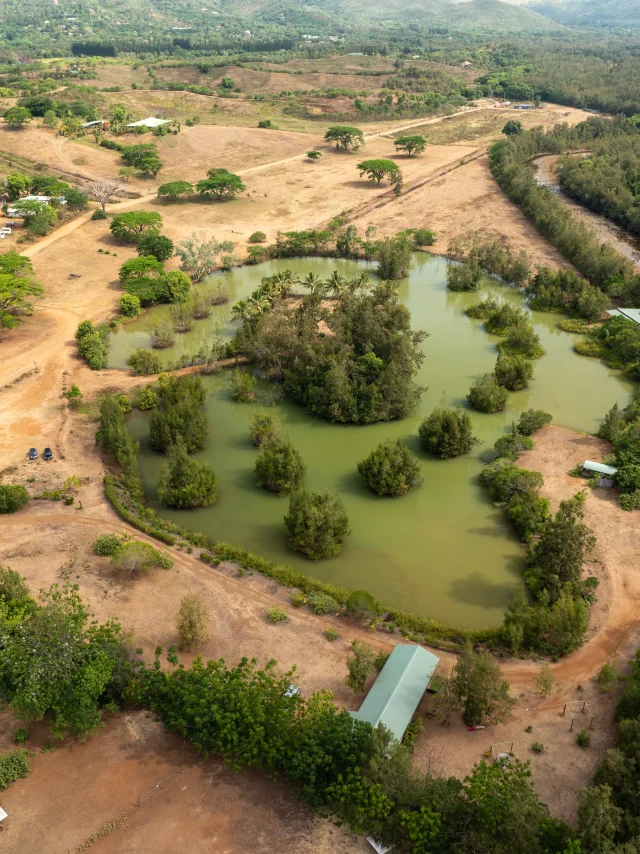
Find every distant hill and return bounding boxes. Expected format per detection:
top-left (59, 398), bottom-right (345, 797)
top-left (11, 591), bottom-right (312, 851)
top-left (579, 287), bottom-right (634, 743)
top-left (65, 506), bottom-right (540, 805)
top-left (504, 0), bottom-right (640, 28)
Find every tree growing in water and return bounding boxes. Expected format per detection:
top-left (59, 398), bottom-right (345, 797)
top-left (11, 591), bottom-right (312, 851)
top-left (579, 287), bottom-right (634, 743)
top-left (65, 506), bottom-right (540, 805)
top-left (284, 489), bottom-right (350, 560)
top-left (149, 375), bottom-right (209, 453)
top-left (255, 439), bottom-right (306, 494)
top-left (157, 437), bottom-right (218, 508)
top-left (376, 233), bottom-right (412, 279)
top-left (249, 411), bottom-right (280, 446)
top-left (418, 406), bottom-right (480, 458)
top-left (357, 439), bottom-right (423, 497)
top-left (467, 375), bottom-right (509, 413)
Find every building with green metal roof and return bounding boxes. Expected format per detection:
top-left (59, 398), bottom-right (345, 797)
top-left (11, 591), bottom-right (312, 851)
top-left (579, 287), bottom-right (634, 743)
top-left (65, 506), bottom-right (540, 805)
top-left (349, 644), bottom-right (440, 742)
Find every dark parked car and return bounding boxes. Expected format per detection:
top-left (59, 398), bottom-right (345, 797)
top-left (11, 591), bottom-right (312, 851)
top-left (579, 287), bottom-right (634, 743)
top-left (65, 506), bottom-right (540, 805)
top-left (27, 448), bottom-right (38, 460)
top-left (43, 448), bottom-right (53, 461)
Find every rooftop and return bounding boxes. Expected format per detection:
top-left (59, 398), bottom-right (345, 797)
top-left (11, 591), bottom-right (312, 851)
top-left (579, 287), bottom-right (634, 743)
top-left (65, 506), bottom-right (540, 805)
top-left (607, 308), bottom-right (640, 325)
top-left (349, 644), bottom-right (440, 742)
top-left (583, 460), bottom-right (618, 477)
top-left (127, 117), bottom-right (170, 128)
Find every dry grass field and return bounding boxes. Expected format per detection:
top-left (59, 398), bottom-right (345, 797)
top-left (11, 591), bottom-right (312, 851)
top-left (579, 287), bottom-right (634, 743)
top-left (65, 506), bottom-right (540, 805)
top-left (1, 81), bottom-right (637, 849)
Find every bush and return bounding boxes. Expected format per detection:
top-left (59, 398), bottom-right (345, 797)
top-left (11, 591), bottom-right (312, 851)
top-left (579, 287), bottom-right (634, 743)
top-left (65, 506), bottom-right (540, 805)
top-left (127, 349), bottom-right (162, 375)
top-left (137, 232), bottom-right (174, 262)
top-left (157, 438), bottom-right (218, 509)
top-left (323, 627), bottom-right (340, 641)
top-left (0, 567), bottom-right (30, 604)
top-left (0, 749), bottom-right (30, 790)
top-left (255, 439), bottom-right (306, 495)
top-left (413, 228), bottom-right (436, 247)
top-left (576, 729), bottom-right (591, 748)
top-left (357, 439), bottom-right (423, 497)
top-left (346, 590), bottom-right (380, 621)
top-left (517, 410), bottom-right (553, 436)
top-left (620, 490), bottom-right (640, 511)
top-left (119, 293), bottom-right (141, 317)
top-left (75, 319), bottom-right (109, 370)
top-left (307, 592), bottom-right (339, 615)
top-left (467, 375), bottom-right (508, 413)
top-left (267, 607), bottom-right (288, 623)
top-left (466, 297), bottom-right (500, 319)
top-left (418, 406), bottom-right (479, 459)
top-left (91, 209), bottom-right (108, 220)
top-left (149, 375), bottom-right (209, 453)
top-left (290, 590), bottom-right (306, 608)
top-left (249, 411), bottom-right (280, 446)
top-left (92, 533), bottom-right (123, 556)
top-left (177, 594), bottom-right (209, 650)
top-left (12, 728), bottom-right (29, 744)
top-left (596, 662), bottom-right (618, 693)
top-left (493, 431), bottom-right (534, 460)
top-left (284, 489), bottom-right (350, 560)
top-left (249, 231), bottom-right (266, 243)
top-left (499, 321), bottom-right (545, 359)
top-left (230, 370), bottom-right (257, 402)
top-left (111, 541), bottom-right (174, 574)
top-left (531, 742), bottom-right (544, 754)
top-left (480, 458), bottom-right (544, 504)
top-left (136, 385), bottom-right (158, 411)
top-left (119, 255), bottom-right (167, 305)
top-left (345, 640), bottom-right (375, 693)
top-left (0, 484), bottom-right (29, 514)
top-left (446, 261), bottom-right (483, 291)
top-left (574, 338), bottom-right (605, 358)
top-left (494, 353), bottom-right (534, 391)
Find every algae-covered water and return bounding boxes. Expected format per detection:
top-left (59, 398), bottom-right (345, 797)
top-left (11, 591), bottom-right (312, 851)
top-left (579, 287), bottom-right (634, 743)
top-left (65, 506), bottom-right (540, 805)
top-left (113, 255), bottom-right (633, 628)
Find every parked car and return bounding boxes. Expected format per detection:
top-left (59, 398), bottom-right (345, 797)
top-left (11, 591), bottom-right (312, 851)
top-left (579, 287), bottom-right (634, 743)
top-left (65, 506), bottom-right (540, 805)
top-left (43, 447), bottom-right (53, 461)
top-left (27, 448), bottom-right (38, 460)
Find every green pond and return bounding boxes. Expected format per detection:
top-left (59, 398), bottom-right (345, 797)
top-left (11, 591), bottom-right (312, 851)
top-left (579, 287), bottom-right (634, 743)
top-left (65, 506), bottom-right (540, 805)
top-left (111, 255), bottom-right (634, 629)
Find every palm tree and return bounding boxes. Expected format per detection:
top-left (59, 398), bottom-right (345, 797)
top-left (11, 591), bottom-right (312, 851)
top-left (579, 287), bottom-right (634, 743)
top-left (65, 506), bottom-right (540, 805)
top-left (231, 299), bottom-right (252, 323)
top-left (302, 273), bottom-right (329, 299)
top-left (324, 271), bottom-right (346, 298)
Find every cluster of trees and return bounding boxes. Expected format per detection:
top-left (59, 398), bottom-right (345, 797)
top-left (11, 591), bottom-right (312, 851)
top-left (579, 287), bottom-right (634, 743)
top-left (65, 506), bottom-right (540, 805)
top-left (158, 168), bottom-right (246, 202)
top-left (558, 136), bottom-right (640, 237)
top-left (597, 391), bottom-right (640, 510)
top-left (120, 143), bottom-right (163, 177)
top-left (0, 252), bottom-right (43, 331)
top-left (581, 315), bottom-right (640, 378)
top-left (5, 171), bottom-right (87, 211)
top-left (75, 319), bottom-right (110, 370)
top-left (488, 118), bottom-right (637, 300)
top-left (96, 395), bottom-right (143, 501)
top-left (149, 375), bottom-right (209, 455)
top-left (475, 409), bottom-right (597, 656)
top-left (237, 273), bottom-right (426, 424)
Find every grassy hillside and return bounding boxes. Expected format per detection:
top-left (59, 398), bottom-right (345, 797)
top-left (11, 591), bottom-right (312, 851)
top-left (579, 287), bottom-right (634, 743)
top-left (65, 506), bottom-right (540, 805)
top-left (515, 0), bottom-right (640, 28)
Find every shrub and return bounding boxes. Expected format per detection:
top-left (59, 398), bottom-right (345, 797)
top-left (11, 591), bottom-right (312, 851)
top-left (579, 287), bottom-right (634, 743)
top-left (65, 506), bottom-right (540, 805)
top-left (323, 627), bottom-right (340, 641)
top-left (446, 261), bottom-right (483, 291)
top-left (119, 293), bottom-right (141, 317)
top-left (119, 256), bottom-right (167, 305)
top-left (177, 594), bottom-right (209, 650)
top-left (149, 375), bottom-right (209, 453)
top-left (157, 438), bottom-right (218, 509)
top-left (466, 297), bottom-right (500, 319)
top-left (493, 430), bottom-right (534, 460)
top-left (345, 590), bottom-right (380, 621)
top-left (0, 749), bottom-right (30, 791)
top-left (413, 228), bottom-right (436, 247)
top-left (616, 464), bottom-right (640, 494)
top-left (402, 717), bottom-right (424, 751)
top-left (507, 489), bottom-right (550, 541)
top-left (620, 490), bottom-right (640, 511)
top-left (484, 304), bottom-right (525, 336)
top-left (267, 607), bottom-right (288, 623)
top-left (596, 662), bottom-right (618, 692)
top-left (249, 231), bottom-right (267, 243)
top-left (576, 729), bottom-right (591, 748)
top-left (0, 567), bottom-right (30, 604)
top-left (111, 541), bottom-right (173, 574)
top-left (290, 590), bottom-right (306, 608)
top-left (127, 349), bottom-right (162, 375)
top-left (249, 411), bottom-right (280, 446)
top-left (137, 232), bottom-right (174, 262)
top-left (531, 742), bottom-right (544, 754)
top-left (467, 375), bottom-right (508, 413)
top-left (418, 406), bottom-right (479, 459)
top-left (136, 385), bottom-right (158, 411)
top-left (284, 489), bottom-right (350, 560)
top-left (357, 439), bottom-right (423, 497)
top-left (345, 640), bottom-right (375, 692)
top-left (91, 209), bottom-right (108, 220)
top-left (480, 458), bottom-right (544, 504)
top-left (0, 484), bottom-right (29, 514)
top-left (255, 439), bottom-right (306, 495)
top-left (92, 533), bottom-right (123, 556)
top-left (12, 728), bottom-right (29, 744)
top-left (574, 339), bottom-right (604, 358)
top-left (75, 319), bottom-right (109, 370)
top-left (494, 353), bottom-right (534, 391)
top-left (230, 370), bottom-right (257, 402)
top-left (517, 409), bottom-right (553, 435)
top-left (307, 592), bottom-right (339, 615)
top-left (499, 321), bottom-right (545, 359)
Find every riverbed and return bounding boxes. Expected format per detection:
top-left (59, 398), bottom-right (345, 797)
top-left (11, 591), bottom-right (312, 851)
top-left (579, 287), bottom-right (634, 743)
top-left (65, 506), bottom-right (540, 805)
top-left (112, 255), bottom-right (633, 628)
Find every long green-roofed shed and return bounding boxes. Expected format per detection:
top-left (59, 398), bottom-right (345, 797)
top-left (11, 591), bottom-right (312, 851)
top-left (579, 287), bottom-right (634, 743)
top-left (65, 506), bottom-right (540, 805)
top-left (350, 644), bottom-right (440, 742)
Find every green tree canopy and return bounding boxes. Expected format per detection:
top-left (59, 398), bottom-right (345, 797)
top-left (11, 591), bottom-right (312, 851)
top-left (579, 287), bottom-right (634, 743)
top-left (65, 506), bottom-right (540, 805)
top-left (0, 252), bottom-right (44, 330)
top-left (284, 489), bottom-right (350, 560)
top-left (196, 171), bottom-right (246, 201)
top-left (255, 438), bottom-right (306, 494)
top-left (118, 256), bottom-right (167, 305)
top-left (467, 374), bottom-right (509, 413)
top-left (157, 180), bottom-right (193, 200)
top-left (357, 439), bottom-right (423, 497)
top-left (503, 120), bottom-right (524, 137)
top-left (157, 437), bottom-right (218, 508)
top-left (6, 172), bottom-right (30, 200)
top-left (175, 232), bottom-right (235, 282)
top-left (3, 106), bottom-right (32, 127)
top-left (418, 406), bottom-right (480, 458)
top-left (0, 484), bottom-right (29, 514)
top-left (357, 159), bottom-right (402, 185)
top-left (137, 232), bottom-right (174, 262)
top-left (149, 374), bottom-right (210, 453)
top-left (121, 143), bottom-right (163, 176)
top-left (110, 211), bottom-right (162, 243)
top-left (494, 353), bottom-right (534, 391)
top-left (394, 134), bottom-right (427, 156)
top-left (437, 642), bottom-right (516, 726)
top-left (324, 125), bottom-right (365, 151)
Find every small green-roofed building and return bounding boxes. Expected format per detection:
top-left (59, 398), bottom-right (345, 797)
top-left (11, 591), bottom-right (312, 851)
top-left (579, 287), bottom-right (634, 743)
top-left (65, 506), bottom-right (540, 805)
top-left (582, 459), bottom-right (618, 477)
top-left (349, 644), bottom-right (440, 742)
top-left (607, 308), bottom-right (640, 325)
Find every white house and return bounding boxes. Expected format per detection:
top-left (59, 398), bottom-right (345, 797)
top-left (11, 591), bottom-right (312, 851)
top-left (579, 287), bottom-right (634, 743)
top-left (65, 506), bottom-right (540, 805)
top-left (127, 117), bottom-right (170, 129)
